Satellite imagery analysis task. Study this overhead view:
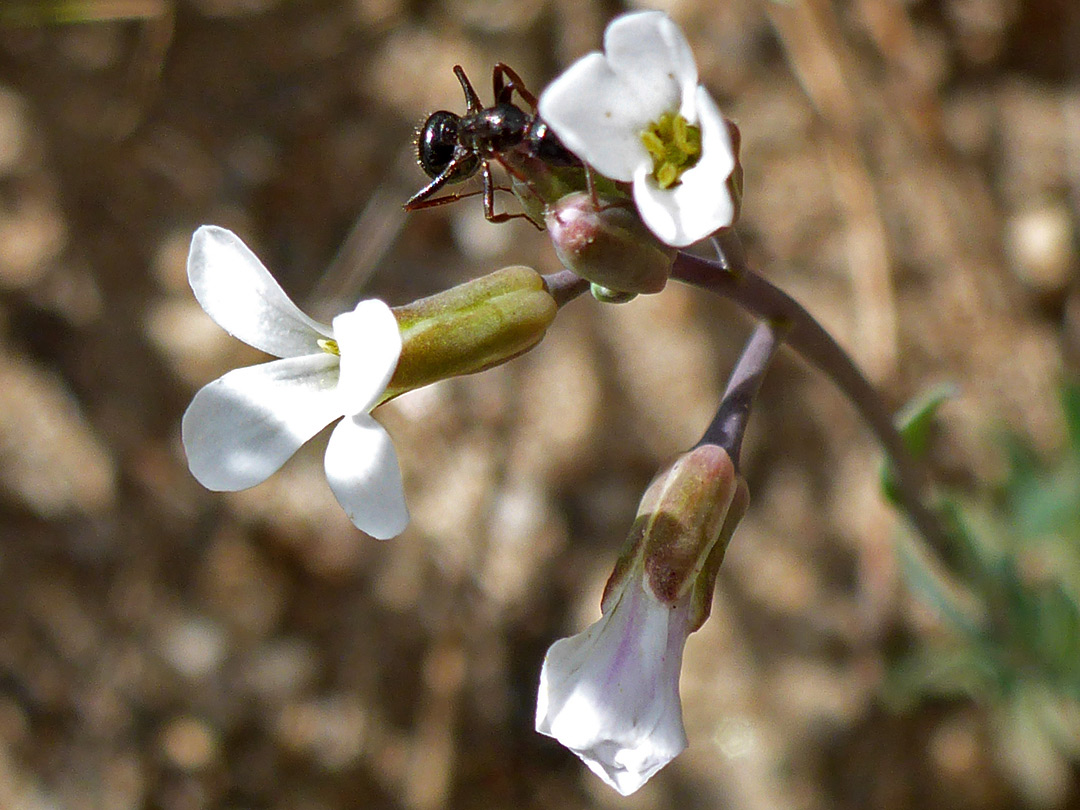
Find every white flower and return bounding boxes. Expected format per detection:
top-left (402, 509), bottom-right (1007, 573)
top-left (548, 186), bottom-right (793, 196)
top-left (535, 570), bottom-right (691, 796)
top-left (538, 11), bottom-right (736, 248)
top-left (181, 225), bottom-right (409, 539)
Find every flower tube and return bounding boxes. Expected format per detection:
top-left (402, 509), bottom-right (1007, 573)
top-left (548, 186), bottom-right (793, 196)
top-left (537, 444), bottom-right (749, 794)
top-left (182, 226), bottom-right (557, 538)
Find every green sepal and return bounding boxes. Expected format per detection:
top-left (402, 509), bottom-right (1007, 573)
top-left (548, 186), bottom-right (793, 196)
top-left (380, 265), bottom-right (557, 403)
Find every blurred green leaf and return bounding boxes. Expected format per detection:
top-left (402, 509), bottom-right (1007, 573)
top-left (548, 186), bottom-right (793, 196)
top-left (1063, 383), bottom-right (1080, 456)
top-left (881, 383), bottom-right (956, 507)
top-left (885, 644), bottom-right (999, 704)
top-left (897, 529), bottom-right (984, 639)
top-left (1001, 383), bottom-right (1080, 541)
top-left (0, 0), bottom-right (165, 25)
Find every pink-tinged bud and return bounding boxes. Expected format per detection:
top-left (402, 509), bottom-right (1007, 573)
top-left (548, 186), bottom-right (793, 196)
top-left (537, 443), bottom-right (748, 795)
top-left (545, 192), bottom-right (675, 296)
top-left (601, 444), bottom-right (744, 614)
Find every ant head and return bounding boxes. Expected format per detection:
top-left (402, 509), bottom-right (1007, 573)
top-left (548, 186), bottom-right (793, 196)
top-left (416, 111), bottom-right (481, 181)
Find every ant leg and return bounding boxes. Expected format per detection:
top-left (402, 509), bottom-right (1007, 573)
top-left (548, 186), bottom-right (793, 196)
top-left (482, 164), bottom-right (542, 228)
top-left (585, 164), bottom-right (602, 209)
top-left (453, 65), bottom-right (483, 113)
top-left (481, 164), bottom-right (511, 221)
top-left (583, 164), bottom-right (633, 215)
top-left (404, 187), bottom-right (486, 212)
top-left (492, 62), bottom-right (538, 109)
top-left (405, 154), bottom-right (477, 210)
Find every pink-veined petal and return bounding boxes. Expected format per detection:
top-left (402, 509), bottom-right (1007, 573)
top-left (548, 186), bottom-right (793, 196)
top-left (536, 574), bottom-right (691, 795)
top-left (324, 413), bottom-right (408, 539)
top-left (632, 87), bottom-right (735, 247)
top-left (182, 353), bottom-right (341, 491)
top-left (188, 225), bottom-right (332, 358)
top-left (332, 299), bottom-right (402, 415)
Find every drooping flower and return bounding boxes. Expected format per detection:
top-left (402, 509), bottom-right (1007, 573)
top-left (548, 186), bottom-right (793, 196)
top-left (536, 444), bottom-right (749, 794)
top-left (538, 11), bottom-right (737, 248)
top-left (536, 570), bottom-right (693, 795)
top-left (181, 225), bottom-right (408, 539)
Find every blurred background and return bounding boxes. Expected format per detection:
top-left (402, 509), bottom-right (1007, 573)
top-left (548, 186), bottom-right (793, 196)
top-left (0, 0), bottom-right (1078, 807)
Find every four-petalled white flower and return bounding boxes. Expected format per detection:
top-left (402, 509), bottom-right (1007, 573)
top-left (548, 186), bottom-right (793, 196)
top-left (538, 11), bottom-right (736, 248)
top-left (182, 225), bottom-right (409, 539)
top-left (536, 568), bottom-right (692, 796)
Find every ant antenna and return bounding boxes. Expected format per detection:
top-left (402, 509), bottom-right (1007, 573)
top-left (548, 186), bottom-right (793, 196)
top-left (453, 65), bottom-right (483, 114)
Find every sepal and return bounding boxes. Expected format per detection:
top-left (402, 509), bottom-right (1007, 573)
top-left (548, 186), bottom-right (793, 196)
top-left (545, 192), bottom-right (675, 296)
top-left (384, 265), bottom-right (557, 399)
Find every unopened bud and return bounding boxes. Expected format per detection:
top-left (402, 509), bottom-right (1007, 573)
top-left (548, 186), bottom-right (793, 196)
top-left (546, 192), bottom-right (675, 296)
top-left (602, 444), bottom-right (747, 627)
top-left (383, 265), bottom-right (557, 399)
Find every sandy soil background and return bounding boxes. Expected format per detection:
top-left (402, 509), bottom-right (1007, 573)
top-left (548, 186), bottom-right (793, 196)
top-left (0, 0), bottom-right (1078, 807)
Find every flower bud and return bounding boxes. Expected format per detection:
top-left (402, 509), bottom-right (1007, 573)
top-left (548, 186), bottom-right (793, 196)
top-left (383, 265), bottom-right (557, 400)
top-left (536, 443), bottom-right (749, 795)
top-left (602, 444), bottom-right (745, 616)
top-left (545, 192), bottom-right (675, 296)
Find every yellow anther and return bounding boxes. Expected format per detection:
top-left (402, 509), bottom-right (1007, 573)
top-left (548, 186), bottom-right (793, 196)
top-left (656, 163), bottom-right (679, 189)
top-left (640, 112), bottom-right (702, 189)
top-left (641, 130), bottom-right (666, 160)
top-left (317, 338), bottom-right (340, 356)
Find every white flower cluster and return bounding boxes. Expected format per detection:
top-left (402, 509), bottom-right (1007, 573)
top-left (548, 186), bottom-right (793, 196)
top-left (539, 11), bottom-right (736, 248)
top-left (531, 13), bottom-right (742, 794)
top-left (181, 10), bottom-right (741, 801)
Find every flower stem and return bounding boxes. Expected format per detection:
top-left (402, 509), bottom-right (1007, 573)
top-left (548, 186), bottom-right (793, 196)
top-left (671, 229), bottom-right (955, 568)
top-left (542, 270), bottom-right (591, 308)
top-left (697, 320), bottom-right (787, 469)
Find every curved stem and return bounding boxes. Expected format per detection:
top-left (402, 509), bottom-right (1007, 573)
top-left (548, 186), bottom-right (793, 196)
top-left (542, 270), bottom-right (590, 308)
top-left (698, 319), bottom-right (787, 469)
top-left (672, 229), bottom-right (955, 567)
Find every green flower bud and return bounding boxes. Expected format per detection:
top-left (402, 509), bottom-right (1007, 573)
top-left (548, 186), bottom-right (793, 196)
top-left (545, 192), bottom-right (676, 296)
top-left (382, 265), bottom-right (557, 400)
top-left (601, 444), bottom-right (747, 631)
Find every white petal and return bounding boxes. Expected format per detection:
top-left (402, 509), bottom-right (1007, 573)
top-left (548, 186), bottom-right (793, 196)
top-left (182, 353), bottom-right (342, 491)
top-left (536, 575), bottom-right (690, 795)
top-left (603, 11), bottom-right (698, 121)
top-left (324, 413), bottom-right (408, 539)
top-left (538, 53), bottom-right (655, 182)
top-left (632, 88), bottom-right (736, 247)
top-left (332, 299), bottom-right (402, 415)
top-left (188, 225), bottom-right (332, 358)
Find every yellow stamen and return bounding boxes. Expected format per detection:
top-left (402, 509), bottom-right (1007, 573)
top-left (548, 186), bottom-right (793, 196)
top-left (317, 338), bottom-right (340, 356)
top-left (640, 112), bottom-right (702, 189)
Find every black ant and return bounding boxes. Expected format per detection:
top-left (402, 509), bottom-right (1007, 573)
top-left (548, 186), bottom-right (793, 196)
top-left (404, 63), bottom-right (583, 225)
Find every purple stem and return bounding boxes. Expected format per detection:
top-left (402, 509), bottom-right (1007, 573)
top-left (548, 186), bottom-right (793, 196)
top-left (673, 229), bottom-right (953, 565)
top-left (542, 270), bottom-right (591, 308)
top-left (698, 320), bottom-right (786, 469)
